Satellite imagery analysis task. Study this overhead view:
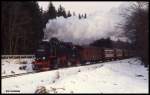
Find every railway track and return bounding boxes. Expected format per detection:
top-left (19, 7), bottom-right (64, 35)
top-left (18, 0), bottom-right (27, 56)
top-left (2, 72), bottom-right (36, 79)
top-left (2, 68), bottom-right (62, 79)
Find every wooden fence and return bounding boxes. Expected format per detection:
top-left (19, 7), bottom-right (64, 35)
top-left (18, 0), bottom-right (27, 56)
top-left (1, 55), bottom-right (35, 59)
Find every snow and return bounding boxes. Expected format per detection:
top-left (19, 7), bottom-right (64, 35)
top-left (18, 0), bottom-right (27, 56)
top-left (2, 58), bottom-right (149, 93)
top-left (1, 58), bottom-right (34, 76)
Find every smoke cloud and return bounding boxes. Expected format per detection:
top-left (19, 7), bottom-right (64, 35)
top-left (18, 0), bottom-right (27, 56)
top-left (44, 6), bottom-right (127, 45)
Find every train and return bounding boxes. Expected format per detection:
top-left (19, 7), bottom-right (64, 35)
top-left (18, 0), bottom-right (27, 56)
top-left (32, 38), bottom-right (134, 71)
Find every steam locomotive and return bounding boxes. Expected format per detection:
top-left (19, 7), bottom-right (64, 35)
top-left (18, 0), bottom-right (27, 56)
top-left (32, 38), bottom-right (134, 71)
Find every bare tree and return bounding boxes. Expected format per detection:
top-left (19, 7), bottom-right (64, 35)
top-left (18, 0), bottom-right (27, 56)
top-left (119, 2), bottom-right (149, 66)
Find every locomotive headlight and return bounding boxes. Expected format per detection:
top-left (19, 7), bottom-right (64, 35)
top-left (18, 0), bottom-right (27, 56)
top-left (43, 57), bottom-right (45, 60)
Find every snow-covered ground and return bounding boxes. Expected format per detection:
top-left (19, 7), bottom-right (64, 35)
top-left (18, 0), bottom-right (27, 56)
top-left (2, 58), bottom-right (149, 93)
top-left (1, 58), bottom-right (34, 76)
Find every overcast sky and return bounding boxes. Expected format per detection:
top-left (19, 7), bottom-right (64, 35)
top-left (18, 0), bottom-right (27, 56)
top-left (38, 1), bottom-right (124, 14)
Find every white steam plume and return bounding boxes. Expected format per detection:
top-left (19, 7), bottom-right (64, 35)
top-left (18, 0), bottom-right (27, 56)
top-left (44, 6), bottom-right (127, 45)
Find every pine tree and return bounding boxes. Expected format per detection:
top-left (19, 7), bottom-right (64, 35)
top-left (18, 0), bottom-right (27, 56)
top-left (57, 5), bottom-right (63, 17)
top-left (67, 10), bottom-right (72, 17)
top-left (47, 2), bottom-right (57, 19)
top-left (1, 1), bottom-right (44, 54)
top-left (84, 13), bottom-right (87, 19)
top-left (57, 5), bottom-right (67, 18)
top-left (79, 14), bottom-right (81, 19)
top-left (62, 9), bottom-right (67, 18)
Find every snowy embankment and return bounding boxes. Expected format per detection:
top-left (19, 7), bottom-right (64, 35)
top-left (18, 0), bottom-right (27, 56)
top-left (1, 58), bottom-right (34, 76)
top-left (2, 58), bottom-right (149, 93)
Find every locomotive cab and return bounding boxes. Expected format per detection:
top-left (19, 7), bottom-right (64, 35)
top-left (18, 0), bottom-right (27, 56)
top-left (32, 37), bottom-right (81, 71)
top-left (35, 41), bottom-right (50, 60)
top-left (33, 41), bottom-right (52, 70)
top-left (33, 38), bottom-right (60, 70)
